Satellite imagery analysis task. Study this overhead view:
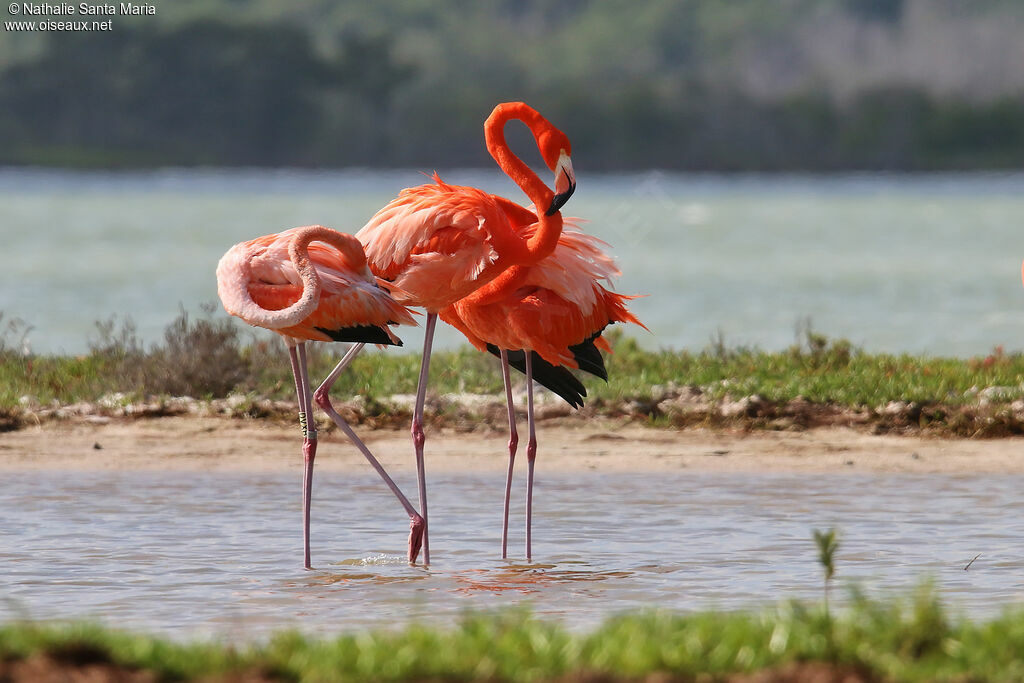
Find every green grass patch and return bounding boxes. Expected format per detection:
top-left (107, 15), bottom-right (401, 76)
top-left (4, 588), bottom-right (1024, 681)
top-left (601, 330), bottom-right (1024, 408)
top-left (2, 311), bottom-right (1024, 435)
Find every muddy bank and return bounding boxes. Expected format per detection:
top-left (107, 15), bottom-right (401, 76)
top-left (6, 382), bottom-right (1024, 439)
top-left (2, 414), bottom-right (1023, 474)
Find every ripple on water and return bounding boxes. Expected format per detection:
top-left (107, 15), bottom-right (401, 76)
top-left (3, 470), bottom-right (1024, 640)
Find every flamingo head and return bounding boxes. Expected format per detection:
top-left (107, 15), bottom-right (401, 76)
top-left (537, 129), bottom-right (575, 215)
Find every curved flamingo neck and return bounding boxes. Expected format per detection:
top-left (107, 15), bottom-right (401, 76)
top-left (218, 225), bottom-right (365, 331)
top-left (289, 225), bottom-right (367, 274)
top-left (460, 265), bottom-right (530, 307)
top-left (484, 103), bottom-right (562, 264)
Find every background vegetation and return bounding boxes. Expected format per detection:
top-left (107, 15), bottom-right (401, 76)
top-left (3, 310), bottom-right (1024, 437)
top-left (2, 0), bottom-right (1024, 170)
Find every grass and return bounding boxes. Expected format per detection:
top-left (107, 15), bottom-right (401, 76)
top-left (814, 528), bottom-right (839, 615)
top-left (604, 331), bottom-right (1024, 408)
top-left (2, 310), bottom-right (1024, 435)
top-left (0, 309), bottom-right (506, 409)
top-left (3, 588), bottom-right (1024, 681)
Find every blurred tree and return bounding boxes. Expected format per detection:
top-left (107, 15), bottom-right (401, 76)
top-left (838, 88), bottom-right (931, 169)
top-left (0, 21), bottom-right (414, 166)
top-left (329, 31), bottom-right (415, 161)
top-left (1, 2), bottom-right (1023, 170)
top-left (842, 0), bottom-right (905, 23)
top-left (921, 97), bottom-right (1024, 168)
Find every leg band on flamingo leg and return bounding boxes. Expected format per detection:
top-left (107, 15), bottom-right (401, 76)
top-left (297, 344), bottom-right (317, 441)
top-left (288, 345), bottom-right (307, 437)
top-left (290, 342), bottom-right (318, 570)
top-left (501, 350), bottom-right (520, 557)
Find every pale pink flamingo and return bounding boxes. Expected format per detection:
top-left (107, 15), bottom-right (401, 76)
top-left (350, 102), bottom-right (576, 564)
top-left (441, 222), bottom-right (645, 559)
top-left (216, 225), bottom-right (421, 568)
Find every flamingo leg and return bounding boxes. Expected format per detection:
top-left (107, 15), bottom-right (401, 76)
top-left (524, 352), bottom-right (538, 562)
top-left (409, 313), bottom-right (437, 566)
top-left (288, 342), bottom-right (318, 570)
top-left (288, 344), bottom-right (307, 436)
top-left (499, 349), bottom-right (519, 560)
top-left (313, 343), bottom-right (426, 564)
top-left (297, 344), bottom-right (319, 570)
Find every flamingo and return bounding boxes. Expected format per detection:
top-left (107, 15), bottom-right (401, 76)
top-left (440, 223), bottom-right (645, 560)
top-left (216, 225), bottom-right (422, 569)
top-left (351, 102), bottom-right (576, 564)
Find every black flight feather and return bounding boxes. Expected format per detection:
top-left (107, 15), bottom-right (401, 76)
top-left (315, 325), bottom-right (401, 346)
top-left (486, 345), bottom-right (588, 409)
top-left (484, 325), bottom-right (614, 408)
top-left (566, 329), bottom-right (609, 381)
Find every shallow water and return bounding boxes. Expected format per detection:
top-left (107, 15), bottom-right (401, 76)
top-left (3, 469), bottom-right (1022, 640)
top-left (2, 168), bottom-right (1024, 356)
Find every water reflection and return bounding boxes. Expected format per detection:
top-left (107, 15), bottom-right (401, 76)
top-left (2, 469), bottom-right (1023, 640)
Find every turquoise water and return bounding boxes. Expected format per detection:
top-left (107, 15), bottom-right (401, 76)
top-left (2, 167), bottom-right (1023, 356)
top-left (2, 469), bottom-right (1021, 640)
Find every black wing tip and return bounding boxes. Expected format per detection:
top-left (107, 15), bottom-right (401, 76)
top-left (568, 328), bottom-right (609, 381)
top-left (316, 325), bottom-right (400, 346)
top-left (487, 345), bottom-right (588, 409)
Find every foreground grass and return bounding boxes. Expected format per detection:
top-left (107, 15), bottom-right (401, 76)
top-left (3, 589), bottom-right (1024, 681)
top-left (2, 311), bottom-right (1024, 435)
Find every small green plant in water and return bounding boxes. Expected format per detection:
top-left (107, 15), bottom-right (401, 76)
top-left (813, 527), bottom-right (839, 614)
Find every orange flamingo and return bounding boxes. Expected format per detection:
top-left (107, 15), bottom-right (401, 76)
top-left (441, 222), bottom-right (645, 560)
top-left (216, 225), bottom-right (421, 569)
top-left (351, 102), bottom-right (576, 564)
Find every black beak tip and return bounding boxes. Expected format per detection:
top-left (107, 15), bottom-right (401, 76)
top-left (545, 182), bottom-right (576, 216)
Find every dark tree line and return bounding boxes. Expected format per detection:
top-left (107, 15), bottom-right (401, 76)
top-left (0, 22), bottom-right (408, 166)
top-left (0, 18), bottom-right (1022, 171)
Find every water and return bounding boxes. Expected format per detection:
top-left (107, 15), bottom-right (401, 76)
top-left (2, 167), bottom-right (1023, 356)
top-left (2, 470), bottom-right (1022, 640)
top-left (4, 168), bottom-right (1023, 641)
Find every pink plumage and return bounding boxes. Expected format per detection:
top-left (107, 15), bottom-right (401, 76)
top-left (441, 223), bottom-right (645, 369)
top-left (215, 225), bottom-right (423, 568)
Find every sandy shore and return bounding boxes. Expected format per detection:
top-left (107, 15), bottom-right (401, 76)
top-left (2, 416), bottom-right (1023, 473)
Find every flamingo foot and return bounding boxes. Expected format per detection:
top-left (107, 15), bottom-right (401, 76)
top-left (408, 513), bottom-right (426, 565)
top-left (410, 416), bottom-right (430, 565)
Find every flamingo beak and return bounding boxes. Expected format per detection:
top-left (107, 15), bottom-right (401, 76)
top-left (546, 151), bottom-right (576, 215)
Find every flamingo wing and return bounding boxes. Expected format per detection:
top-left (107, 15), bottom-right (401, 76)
top-left (242, 227), bottom-right (416, 344)
top-left (452, 226), bottom-right (644, 360)
top-left (357, 176), bottom-right (521, 310)
top-left (444, 223), bottom-right (646, 406)
top-left (439, 293), bottom-right (591, 408)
